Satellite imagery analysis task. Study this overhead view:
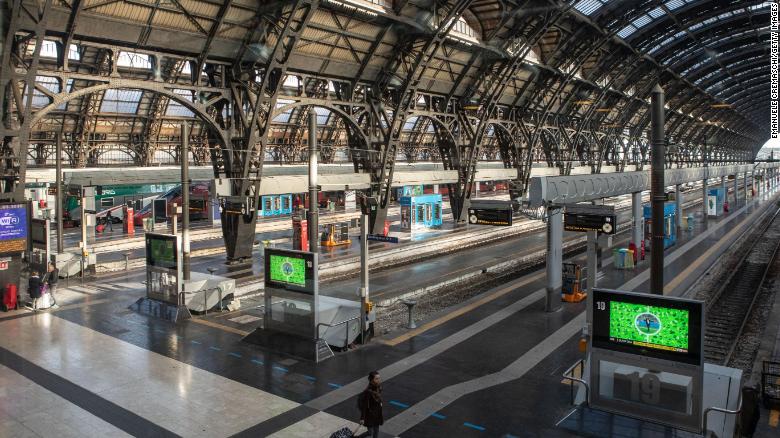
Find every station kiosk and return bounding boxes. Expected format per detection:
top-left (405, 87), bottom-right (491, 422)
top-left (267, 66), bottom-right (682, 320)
top-left (559, 289), bottom-right (743, 438)
top-left (643, 203), bottom-right (677, 249)
top-left (399, 194), bottom-right (443, 232)
top-left (707, 188), bottom-right (726, 217)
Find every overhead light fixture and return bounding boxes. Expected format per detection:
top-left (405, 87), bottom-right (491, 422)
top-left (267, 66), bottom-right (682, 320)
top-left (574, 100), bottom-right (593, 105)
top-left (710, 103), bottom-right (732, 109)
top-left (595, 108), bottom-right (612, 112)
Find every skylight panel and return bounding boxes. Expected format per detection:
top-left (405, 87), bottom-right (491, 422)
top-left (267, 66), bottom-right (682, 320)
top-left (314, 106), bottom-right (330, 125)
top-left (39, 40), bottom-right (57, 58)
top-left (67, 44), bottom-right (80, 61)
top-left (166, 89), bottom-right (195, 117)
top-left (29, 76), bottom-right (59, 108)
top-left (648, 7), bottom-right (665, 18)
top-left (665, 0), bottom-right (685, 10)
top-left (574, 0), bottom-right (605, 15)
top-left (617, 24), bottom-right (638, 39)
top-left (117, 51), bottom-right (152, 69)
top-left (100, 89), bottom-right (142, 113)
top-left (632, 15), bottom-right (651, 28)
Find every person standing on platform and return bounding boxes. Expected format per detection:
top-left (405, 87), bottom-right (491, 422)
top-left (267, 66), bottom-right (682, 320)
top-left (45, 262), bottom-right (59, 308)
top-left (358, 371), bottom-right (384, 438)
top-left (27, 271), bottom-right (42, 311)
top-left (106, 210), bottom-right (114, 232)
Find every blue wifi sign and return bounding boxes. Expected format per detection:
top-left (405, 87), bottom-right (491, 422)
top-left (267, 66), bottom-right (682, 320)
top-left (0, 205), bottom-right (27, 241)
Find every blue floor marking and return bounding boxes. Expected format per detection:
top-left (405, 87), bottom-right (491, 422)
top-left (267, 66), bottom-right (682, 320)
top-left (328, 382), bottom-right (342, 388)
top-left (251, 359), bottom-right (264, 365)
top-left (273, 366), bottom-right (288, 373)
top-left (190, 340), bottom-right (201, 344)
top-left (389, 400), bottom-right (410, 409)
top-left (430, 413), bottom-right (446, 420)
top-left (228, 352), bottom-right (242, 358)
top-left (463, 422), bottom-right (486, 432)
top-left (209, 346), bottom-right (221, 351)
top-left (303, 375), bottom-right (317, 381)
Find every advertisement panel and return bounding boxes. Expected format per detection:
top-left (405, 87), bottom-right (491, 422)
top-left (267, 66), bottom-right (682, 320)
top-left (0, 203), bottom-right (29, 255)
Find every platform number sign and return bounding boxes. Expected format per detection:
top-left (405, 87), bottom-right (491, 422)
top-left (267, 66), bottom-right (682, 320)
top-left (623, 371), bottom-right (661, 405)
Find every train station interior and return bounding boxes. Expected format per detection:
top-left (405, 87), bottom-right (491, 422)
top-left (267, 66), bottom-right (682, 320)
top-left (0, 0), bottom-right (778, 437)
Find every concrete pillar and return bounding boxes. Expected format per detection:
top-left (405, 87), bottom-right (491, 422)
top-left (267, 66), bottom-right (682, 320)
top-left (433, 184), bottom-right (439, 194)
top-left (585, 229), bottom-right (597, 334)
top-left (743, 172), bottom-right (748, 203)
top-left (733, 173), bottom-right (738, 207)
top-left (587, 230), bottom-right (597, 295)
top-left (631, 192), bottom-right (643, 257)
top-left (675, 184), bottom-right (682, 229)
top-left (545, 206), bottom-right (563, 313)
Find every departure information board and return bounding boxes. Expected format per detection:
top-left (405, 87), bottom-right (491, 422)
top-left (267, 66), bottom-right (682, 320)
top-left (592, 288), bottom-right (703, 365)
top-left (0, 203), bottom-right (28, 255)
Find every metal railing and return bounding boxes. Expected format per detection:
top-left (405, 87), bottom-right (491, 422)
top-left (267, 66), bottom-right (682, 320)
top-left (561, 359), bottom-right (590, 407)
top-left (317, 315), bottom-right (362, 349)
top-left (179, 286), bottom-right (225, 315)
top-left (702, 397), bottom-right (742, 434)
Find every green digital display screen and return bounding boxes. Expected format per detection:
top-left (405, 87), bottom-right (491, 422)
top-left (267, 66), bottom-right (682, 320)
top-left (609, 301), bottom-right (689, 353)
top-left (145, 234), bottom-right (178, 270)
top-left (263, 248), bottom-right (315, 294)
top-left (268, 255), bottom-right (306, 286)
top-left (592, 289), bottom-right (702, 365)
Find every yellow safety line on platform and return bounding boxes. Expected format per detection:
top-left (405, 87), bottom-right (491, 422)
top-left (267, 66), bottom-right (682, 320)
top-left (378, 271), bottom-right (546, 346)
top-left (190, 317), bottom-right (251, 336)
top-left (663, 207), bottom-right (765, 294)
top-left (770, 409), bottom-right (779, 427)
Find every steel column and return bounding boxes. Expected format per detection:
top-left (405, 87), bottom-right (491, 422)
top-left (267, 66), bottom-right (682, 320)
top-left (359, 210), bottom-right (369, 340)
top-left (732, 173), bottom-right (738, 207)
top-left (650, 85), bottom-right (665, 296)
top-left (587, 230), bottom-right (597, 294)
top-left (55, 132), bottom-right (63, 253)
top-left (181, 124), bottom-right (190, 280)
top-left (308, 110), bottom-right (319, 254)
top-left (545, 206), bottom-right (563, 312)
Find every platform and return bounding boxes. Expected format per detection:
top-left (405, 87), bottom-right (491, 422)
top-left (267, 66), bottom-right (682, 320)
top-left (0, 187), bottom-right (777, 437)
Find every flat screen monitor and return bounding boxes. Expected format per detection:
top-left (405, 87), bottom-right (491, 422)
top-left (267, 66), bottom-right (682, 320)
top-left (145, 233), bottom-right (178, 270)
top-left (592, 289), bottom-right (703, 365)
top-left (264, 248), bottom-right (316, 294)
top-left (0, 203), bottom-right (28, 255)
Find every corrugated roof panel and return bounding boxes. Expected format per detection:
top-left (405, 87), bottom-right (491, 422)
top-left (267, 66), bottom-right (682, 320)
top-left (92, 0), bottom-right (149, 22)
top-left (153, 10), bottom-right (197, 32)
top-left (180, 0), bottom-right (220, 17)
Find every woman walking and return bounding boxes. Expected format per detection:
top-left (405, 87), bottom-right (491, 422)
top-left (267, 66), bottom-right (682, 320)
top-left (45, 262), bottom-right (59, 308)
top-left (358, 371), bottom-right (383, 438)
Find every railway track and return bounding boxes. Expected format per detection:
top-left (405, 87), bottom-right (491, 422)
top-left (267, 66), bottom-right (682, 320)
top-left (703, 206), bottom-right (780, 365)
